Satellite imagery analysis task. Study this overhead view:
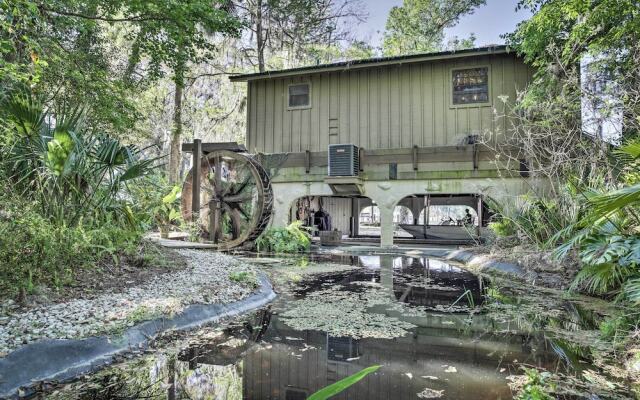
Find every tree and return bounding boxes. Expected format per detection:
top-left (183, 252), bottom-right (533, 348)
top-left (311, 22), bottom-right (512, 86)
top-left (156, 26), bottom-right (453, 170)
top-left (491, 0), bottom-right (640, 185)
top-left (1, 0), bottom-right (141, 134)
top-left (507, 0), bottom-right (640, 75)
top-left (109, 0), bottom-right (241, 183)
top-left (236, 0), bottom-right (365, 72)
top-left (1, 0), bottom-right (241, 183)
top-left (382, 0), bottom-right (485, 56)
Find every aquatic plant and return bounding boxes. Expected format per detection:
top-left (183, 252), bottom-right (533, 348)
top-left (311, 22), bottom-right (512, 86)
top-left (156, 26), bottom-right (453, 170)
top-left (255, 221), bottom-right (311, 253)
top-left (308, 365), bottom-right (380, 400)
top-left (512, 368), bottom-right (555, 400)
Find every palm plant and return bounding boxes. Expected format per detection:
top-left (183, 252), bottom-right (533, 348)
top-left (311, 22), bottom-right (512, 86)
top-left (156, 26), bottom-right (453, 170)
top-left (1, 89), bottom-right (162, 227)
top-left (555, 138), bottom-right (640, 302)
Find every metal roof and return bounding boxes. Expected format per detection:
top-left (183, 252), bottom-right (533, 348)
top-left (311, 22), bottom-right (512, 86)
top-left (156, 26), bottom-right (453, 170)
top-left (229, 45), bottom-right (511, 82)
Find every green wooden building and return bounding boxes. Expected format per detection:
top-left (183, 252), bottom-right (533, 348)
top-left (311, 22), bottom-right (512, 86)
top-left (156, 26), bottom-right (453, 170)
top-left (230, 45), bottom-right (539, 246)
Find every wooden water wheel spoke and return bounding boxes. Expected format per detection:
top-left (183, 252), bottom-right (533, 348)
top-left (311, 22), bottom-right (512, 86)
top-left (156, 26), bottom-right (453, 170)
top-left (223, 192), bottom-right (254, 203)
top-left (181, 149), bottom-right (273, 250)
top-left (228, 201), bottom-right (252, 222)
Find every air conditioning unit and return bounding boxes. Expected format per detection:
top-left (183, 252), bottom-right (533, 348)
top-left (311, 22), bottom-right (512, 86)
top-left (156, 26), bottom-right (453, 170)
top-left (328, 144), bottom-right (359, 176)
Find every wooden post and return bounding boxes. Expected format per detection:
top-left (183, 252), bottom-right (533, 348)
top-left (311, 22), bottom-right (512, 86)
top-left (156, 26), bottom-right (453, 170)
top-left (191, 139), bottom-right (202, 222)
top-left (476, 194), bottom-right (483, 238)
top-left (305, 150), bottom-right (311, 174)
top-left (412, 145), bottom-right (418, 171)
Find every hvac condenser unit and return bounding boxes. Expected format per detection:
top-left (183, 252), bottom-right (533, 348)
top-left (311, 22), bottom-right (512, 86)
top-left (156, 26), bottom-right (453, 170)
top-left (328, 144), bottom-right (359, 176)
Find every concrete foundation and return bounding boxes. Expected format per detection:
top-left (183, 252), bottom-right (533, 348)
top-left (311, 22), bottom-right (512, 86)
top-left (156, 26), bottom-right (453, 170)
top-left (271, 176), bottom-right (544, 247)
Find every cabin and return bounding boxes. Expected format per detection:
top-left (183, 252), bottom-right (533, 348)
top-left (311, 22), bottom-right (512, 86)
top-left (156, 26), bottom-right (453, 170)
top-left (230, 45), bottom-right (538, 246)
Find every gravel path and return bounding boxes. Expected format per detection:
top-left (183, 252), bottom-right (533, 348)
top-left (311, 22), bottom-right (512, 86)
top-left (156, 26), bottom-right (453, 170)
top-left (0, 250), bottom-right (257, 356)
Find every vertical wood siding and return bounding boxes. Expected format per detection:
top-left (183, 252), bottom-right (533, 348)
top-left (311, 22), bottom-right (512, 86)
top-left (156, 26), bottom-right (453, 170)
top-left (246, 53), bottom-right (531, 153)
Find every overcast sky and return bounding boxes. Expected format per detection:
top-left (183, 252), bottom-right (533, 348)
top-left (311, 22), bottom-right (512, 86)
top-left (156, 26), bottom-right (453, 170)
top-left (355, 0), bottom-right (533, 49)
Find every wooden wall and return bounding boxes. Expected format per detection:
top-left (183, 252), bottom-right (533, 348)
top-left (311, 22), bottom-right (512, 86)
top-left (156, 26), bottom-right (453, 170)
top-left (245, 53), bottom-right (533, 153)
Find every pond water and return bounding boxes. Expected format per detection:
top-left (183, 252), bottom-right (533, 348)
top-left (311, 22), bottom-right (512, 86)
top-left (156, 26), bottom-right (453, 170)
top-left (49, 253), bottom-right (599, 400)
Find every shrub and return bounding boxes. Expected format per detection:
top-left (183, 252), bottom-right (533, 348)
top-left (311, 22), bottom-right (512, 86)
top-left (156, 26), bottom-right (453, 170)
top-left (488, 217), bottom-right (517, 237)
top-left (0, 203), bottom-right (143, 298)
top-left (255, 221), bottom-right (311, 253)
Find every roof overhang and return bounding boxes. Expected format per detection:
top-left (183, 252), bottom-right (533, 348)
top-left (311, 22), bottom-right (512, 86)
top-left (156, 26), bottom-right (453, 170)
top-left (230, 45), bottom-right (512, 82)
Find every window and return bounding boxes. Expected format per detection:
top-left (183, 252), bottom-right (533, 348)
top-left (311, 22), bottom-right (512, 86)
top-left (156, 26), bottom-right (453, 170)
top-left (452, 67), bottom-right (489, 105)
top-left (288, 83), bottom-right (310, 108)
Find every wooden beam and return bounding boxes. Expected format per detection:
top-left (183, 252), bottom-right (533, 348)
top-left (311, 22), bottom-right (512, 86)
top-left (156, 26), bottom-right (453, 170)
top-left (476, 194), bottom-right (483, 237)
top-left (191, 139), bottom-right (202, 222)
top-left (182, 142), bottom-right (247, 153)
top-left (265, 145), bottom-right (517, 169)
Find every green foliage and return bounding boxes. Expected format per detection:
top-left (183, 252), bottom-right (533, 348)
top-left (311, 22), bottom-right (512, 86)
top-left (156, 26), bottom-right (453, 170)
top-left (255, 221), bottom-right (311, 253)
top-left (508, 0), bottom-right (640, 73)
top-left (228, 271), bottom-right (258, 288)
top-left (153, 185), bottom-right (182, 229)
top-left (488, 217), bottom-right (518, 237)
top-left (493, 193), bottom-right (578, 248)
top-left (514, 368), bottom-right (555, 400)
top-left (0, 89), bottom-right (166, 299)
top-left (382, 0), bottom-right (484, 56)
top-left (599, 313), bottom-right (634, 342)
top-left (550, 138), bottom-right (640, 300)
top-left (1, 0), bottom-right (241, 135)
top-left (308, 365), bottom-right (380, 400)
top-left (1, 90), bottom-right (161, 227)
top-left (0, 200), bottom-right (142, 297)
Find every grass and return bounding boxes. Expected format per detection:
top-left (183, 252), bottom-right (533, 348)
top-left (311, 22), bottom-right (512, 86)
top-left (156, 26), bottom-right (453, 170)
top-left (229, 271), bottom-right (259, 288)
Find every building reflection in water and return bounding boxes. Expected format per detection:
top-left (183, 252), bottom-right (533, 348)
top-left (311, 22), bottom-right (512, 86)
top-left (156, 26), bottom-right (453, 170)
top-left (178, 255), bottom-right (565, 400)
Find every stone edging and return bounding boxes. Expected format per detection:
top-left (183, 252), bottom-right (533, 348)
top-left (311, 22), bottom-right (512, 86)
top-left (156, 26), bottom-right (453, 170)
top-left (0, 272), bottom-right (276, 399)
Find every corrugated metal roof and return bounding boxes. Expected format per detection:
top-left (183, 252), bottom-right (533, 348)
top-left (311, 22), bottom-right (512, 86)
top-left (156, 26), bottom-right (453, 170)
top-left (229, 45), bottom-right (511, 81)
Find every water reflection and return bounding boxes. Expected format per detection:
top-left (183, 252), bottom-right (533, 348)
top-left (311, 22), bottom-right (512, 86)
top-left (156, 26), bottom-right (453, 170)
top-left (55, 254), bottom-right (587, 399)
top-left (176, 255), bottom-right (562, 400)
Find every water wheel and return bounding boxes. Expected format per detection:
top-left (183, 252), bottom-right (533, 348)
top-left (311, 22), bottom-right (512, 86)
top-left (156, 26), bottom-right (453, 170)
top-left (181, 150), bottom-right (273, 250)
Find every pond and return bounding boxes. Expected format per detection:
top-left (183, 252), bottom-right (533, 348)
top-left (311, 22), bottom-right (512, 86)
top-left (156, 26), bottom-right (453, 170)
top-left (47, 253), bottom-right (604, 399)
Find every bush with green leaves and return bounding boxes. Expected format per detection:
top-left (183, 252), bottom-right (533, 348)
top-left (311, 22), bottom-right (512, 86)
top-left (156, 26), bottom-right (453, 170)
top-left (0, 90), bottom-right (162, 299)
top-left (255, 221), bottom-right (311, 253)
top-left (0, 90), bottom-right (161, 227)
top-left (553, 139), bottom-right (640, 302)
top-left (488, 217), bottom-right (517, 237)
top-left (0, 199), bottom-right (143, 298)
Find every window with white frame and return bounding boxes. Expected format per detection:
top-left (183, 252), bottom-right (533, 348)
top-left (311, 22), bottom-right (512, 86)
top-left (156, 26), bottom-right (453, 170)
top-left (452, 67), bottom-right (489, 105)
top-left (288, 83), bottom-right (310, 108)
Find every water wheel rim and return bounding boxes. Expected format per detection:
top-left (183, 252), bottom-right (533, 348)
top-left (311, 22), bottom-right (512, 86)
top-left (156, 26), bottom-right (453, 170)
top-left (181, 150), bottom-right (271, 250)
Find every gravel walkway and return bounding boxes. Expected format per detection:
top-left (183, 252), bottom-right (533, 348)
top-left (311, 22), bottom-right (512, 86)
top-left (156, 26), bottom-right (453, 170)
top-left (0, 250), bottom-right (257, 356)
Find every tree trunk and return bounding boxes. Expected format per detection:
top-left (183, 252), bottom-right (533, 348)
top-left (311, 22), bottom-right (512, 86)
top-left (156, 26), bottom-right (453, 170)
top-left (256, 0), bottom-right (265, 72)
top-left (169, 54), bottom-right (185, 184)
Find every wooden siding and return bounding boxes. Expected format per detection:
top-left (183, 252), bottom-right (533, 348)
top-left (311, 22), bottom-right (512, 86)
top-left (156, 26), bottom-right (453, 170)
top-left (245, 53), bottom-right (532, 153)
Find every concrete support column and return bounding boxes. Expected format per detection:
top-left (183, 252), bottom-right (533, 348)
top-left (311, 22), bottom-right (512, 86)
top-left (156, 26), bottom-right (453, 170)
top-left (271, 202), bottom-right (290, 228)
top-left (379, 205), bottom-right (395, 247)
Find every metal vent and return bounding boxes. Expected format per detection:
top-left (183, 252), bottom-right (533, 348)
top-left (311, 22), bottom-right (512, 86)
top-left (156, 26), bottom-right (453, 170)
top-left (328, 144), bottom-right (359, 176)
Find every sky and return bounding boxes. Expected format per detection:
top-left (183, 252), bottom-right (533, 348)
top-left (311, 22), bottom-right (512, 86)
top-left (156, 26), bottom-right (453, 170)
top-left (356, 0), bottom-right (533, 49)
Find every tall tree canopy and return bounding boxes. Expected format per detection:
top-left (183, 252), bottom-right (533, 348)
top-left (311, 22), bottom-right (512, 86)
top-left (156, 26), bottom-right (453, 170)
top-left (507, 0), bottom-right (640, 73)
top-left (236, 0), bottom-right (364, 72)
top-left (1, 0), bottom-right (240, 181)
top-left (382, 0), bottom-right (485, 56)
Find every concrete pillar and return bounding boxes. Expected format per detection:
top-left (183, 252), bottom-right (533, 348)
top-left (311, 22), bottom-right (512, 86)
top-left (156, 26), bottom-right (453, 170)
top-left (271, 199), bottom-right (291, 228)
top-left (379, 205), bottom-right (395, 247)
